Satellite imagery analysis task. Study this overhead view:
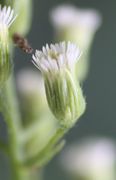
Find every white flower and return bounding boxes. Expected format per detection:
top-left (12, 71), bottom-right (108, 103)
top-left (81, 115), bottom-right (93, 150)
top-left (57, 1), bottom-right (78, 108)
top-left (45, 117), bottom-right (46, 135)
top-left (0, 5), bottom-right (17, 86)
top-left (50, 4), bottom-right (102, 32)
top-left (32, 42), bottom-right (81, 74)
top-left (61, 138), bottom-right (116, 180)
top-left (0, 5), bottom-right (17, 30)
top-left (32, 42), bottom-right (85, 128)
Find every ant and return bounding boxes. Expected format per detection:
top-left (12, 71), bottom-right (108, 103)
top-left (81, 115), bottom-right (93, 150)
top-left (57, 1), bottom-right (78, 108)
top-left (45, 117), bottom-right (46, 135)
top-left (12, 33), bottom-right (33, 54)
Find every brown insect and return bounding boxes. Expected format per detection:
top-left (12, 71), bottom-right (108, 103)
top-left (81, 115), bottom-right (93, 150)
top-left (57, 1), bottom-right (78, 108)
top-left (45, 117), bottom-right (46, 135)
top-left (12, 33), bottom-right (33, 54)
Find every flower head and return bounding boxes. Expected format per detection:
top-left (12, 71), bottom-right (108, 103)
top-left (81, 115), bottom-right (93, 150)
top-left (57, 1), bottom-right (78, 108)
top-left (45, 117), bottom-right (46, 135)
top-left (32, 42), bottom-right (81, 74)
top-left (0, 5), bottom-right (17, 86)
top-left (0, 5), bottom-right (17, 28)
top-left (32, 42), bottom-right (86, 128)
top-left (0, 5), bottom-right (17, 43)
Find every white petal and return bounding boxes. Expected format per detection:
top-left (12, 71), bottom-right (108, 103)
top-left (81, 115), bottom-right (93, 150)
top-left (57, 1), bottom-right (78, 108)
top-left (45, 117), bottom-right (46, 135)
top-left (32, 42), bottom-right (81, 73)
top-left (0, 6), bottom-right (17, 29)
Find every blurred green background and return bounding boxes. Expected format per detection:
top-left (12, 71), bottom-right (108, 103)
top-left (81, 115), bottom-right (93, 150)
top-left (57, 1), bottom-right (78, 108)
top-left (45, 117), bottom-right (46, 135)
top-left (0, 0), bottom-right (116, 179)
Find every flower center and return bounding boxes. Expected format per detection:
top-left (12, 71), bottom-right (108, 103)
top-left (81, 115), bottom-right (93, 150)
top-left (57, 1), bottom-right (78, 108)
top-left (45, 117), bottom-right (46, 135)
top-left (49, 51), bottom-right (60, 60)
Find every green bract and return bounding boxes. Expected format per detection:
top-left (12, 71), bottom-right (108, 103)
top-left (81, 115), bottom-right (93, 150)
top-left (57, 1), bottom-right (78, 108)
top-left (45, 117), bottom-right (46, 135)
top-left (44, 69), bottom-right (85, 128)
top-left (0, 6), bottom-right (17, 86)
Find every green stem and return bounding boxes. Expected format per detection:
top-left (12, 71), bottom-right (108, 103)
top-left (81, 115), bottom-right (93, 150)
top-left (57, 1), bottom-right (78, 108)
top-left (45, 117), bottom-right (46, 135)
top-left (2, 76), bottom-right (43, 180)
top-left (24, 126), bottom-right (67, 167)
top-left (0, 76), bottom-right (29, 180)
top-left (4, 75), bottom-right (22, 131)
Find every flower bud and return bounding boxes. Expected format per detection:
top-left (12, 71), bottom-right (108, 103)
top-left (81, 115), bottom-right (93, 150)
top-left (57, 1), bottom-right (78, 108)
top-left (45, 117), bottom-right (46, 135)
top-left (0, 5), bottom-right (17, 86)
top-left (50, 5), bottom-right (102, 81)
top-left (32, 42), bottom-right (86, 128)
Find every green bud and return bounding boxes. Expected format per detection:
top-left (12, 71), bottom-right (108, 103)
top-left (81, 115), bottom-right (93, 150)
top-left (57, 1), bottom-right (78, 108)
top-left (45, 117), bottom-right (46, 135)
top-left (44, 69), bottom-right (86, 128)
top-left (0, 5), bottom-right (17, 86)
top-left (0, 27), bottom-right (10, 86)
top-left (32, 42), bottom-right (86, 129)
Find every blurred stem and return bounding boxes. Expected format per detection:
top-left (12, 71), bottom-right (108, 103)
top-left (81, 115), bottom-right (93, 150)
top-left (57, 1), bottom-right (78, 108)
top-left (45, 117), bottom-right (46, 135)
top-left (4, 75), bottom-right (22, 132)
top-left (24, 126), bottom-right (67, 167)
top-left (0, 75), bottom-right (28, 180)
top-left (0, 75), bottom-right (43, 180)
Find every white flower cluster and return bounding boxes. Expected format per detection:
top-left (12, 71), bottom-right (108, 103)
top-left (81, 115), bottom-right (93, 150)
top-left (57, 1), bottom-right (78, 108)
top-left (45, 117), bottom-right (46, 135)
top-left (32, 42), bottom-right (81, 73)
